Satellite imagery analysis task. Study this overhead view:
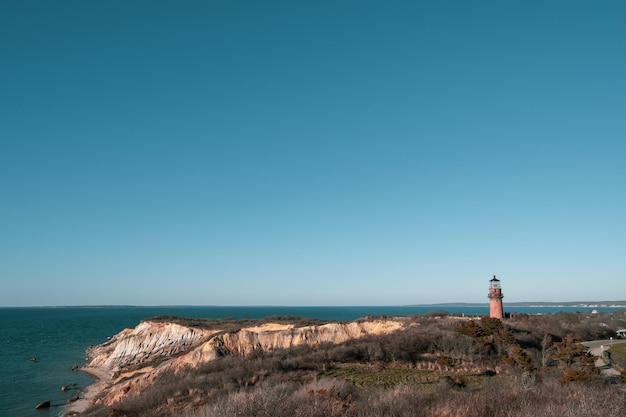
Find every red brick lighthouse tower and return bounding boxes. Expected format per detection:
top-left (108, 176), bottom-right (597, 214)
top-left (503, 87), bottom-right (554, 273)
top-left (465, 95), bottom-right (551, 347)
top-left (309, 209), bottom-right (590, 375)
top-left (488, 275), bottom-right (504, 319)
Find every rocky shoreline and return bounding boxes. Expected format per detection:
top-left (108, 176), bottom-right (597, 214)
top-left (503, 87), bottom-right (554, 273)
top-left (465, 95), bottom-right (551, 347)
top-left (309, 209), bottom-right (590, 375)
top-left (63, 367), bottom-right (113, 416)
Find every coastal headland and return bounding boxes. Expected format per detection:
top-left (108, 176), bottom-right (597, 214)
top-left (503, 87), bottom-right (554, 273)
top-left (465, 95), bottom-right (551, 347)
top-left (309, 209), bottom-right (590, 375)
top-left (64, 315), bottom-right (407, 415)
top-left (66, 312), bottom-right (626, 417)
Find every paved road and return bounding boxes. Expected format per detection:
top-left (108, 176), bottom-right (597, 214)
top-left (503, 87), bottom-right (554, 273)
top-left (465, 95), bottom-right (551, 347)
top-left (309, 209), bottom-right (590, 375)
top-left (581, 339), bottom-right (626, 383)
top-left (582, 339), bottom-right (626, 351)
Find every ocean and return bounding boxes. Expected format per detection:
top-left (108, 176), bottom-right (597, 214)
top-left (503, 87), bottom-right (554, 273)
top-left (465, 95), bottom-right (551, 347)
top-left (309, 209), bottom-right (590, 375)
top-left (0, 305), bottom-right (621, 417)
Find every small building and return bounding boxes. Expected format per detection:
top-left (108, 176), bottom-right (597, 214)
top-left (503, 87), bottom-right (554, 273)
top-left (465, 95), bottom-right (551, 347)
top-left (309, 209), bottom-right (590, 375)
top-left (616, 329), bottom-right (626, 338)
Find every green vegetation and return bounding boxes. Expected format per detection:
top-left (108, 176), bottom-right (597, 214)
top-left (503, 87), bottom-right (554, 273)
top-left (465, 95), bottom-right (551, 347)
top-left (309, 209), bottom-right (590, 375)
top-left (81, 311), bottom-right (626, 417)
top-left (323, 364), bottom-right (442, 389)
top-left (609, 343), bottom-right (626, 370)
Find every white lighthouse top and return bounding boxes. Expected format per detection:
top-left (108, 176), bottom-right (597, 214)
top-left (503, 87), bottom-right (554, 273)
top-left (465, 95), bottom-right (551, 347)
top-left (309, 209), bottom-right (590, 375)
top-left (490, 275), bottom-right (501, 288)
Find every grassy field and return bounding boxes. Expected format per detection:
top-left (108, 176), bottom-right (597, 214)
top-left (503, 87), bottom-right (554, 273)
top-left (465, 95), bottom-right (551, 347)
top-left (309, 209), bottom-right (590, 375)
top-left (609, 342), bottom-right (626, 369)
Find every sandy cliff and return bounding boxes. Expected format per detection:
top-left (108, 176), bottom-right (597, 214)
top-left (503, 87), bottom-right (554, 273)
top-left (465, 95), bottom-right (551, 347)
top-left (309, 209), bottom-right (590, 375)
top-left (81, 317), bottom-right (406, 408)
top-left (88, 321), bottom-right (221, 371)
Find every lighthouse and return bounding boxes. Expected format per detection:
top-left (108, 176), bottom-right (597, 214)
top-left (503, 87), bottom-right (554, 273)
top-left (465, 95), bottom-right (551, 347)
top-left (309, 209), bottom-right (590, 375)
top-left (488, 275), bottom-right (504, 319)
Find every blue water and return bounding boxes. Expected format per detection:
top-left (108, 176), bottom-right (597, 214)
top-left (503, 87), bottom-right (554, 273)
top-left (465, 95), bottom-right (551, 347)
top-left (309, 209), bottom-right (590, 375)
top-left (1, 305), bottom-right (621, 417)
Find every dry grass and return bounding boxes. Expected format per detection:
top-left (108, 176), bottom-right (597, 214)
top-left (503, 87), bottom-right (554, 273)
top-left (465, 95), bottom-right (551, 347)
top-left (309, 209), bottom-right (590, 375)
top-left (82, 312), bottom-right (626, 417)
top-left (146, 315), bottom-right (330, 332)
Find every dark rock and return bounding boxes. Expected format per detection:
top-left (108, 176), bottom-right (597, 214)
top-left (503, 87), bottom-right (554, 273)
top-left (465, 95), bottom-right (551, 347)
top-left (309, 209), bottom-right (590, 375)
top-left (35, 400), bottom-right (51, 409)
top-left (68, 394), bottom-right (80, 403)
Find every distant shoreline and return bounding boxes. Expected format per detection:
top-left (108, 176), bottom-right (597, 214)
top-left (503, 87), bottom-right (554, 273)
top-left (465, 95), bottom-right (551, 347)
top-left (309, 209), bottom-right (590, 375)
top-left (407, 302), bottom-right (626, 308)
top-left (2, 301), bottom-right (626, 309)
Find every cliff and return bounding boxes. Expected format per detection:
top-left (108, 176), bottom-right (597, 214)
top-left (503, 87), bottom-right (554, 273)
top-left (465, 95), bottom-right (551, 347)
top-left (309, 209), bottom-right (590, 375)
top-left (82, 317), bottom-right (407, 407)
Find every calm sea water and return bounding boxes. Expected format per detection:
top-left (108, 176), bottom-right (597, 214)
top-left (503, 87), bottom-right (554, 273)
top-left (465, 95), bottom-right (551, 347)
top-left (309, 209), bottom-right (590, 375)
top-left (1, 305), bottom-right (621, 417)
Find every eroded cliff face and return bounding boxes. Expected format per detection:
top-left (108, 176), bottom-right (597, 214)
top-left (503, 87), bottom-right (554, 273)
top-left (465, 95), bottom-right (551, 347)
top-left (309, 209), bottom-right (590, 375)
top-left (88, 321), bottom-right (220, 371)
top-left (86, 318), bottom-right (406, 406)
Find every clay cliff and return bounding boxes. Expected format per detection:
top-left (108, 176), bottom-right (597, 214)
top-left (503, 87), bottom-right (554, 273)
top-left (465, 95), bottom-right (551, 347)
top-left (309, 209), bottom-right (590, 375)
top-left (84, 317), bottom-right (407, 406)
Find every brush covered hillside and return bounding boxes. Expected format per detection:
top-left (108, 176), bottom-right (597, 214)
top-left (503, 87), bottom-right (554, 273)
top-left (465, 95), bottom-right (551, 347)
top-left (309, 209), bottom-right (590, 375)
top-left (78, 312), bottom-right (626, 417)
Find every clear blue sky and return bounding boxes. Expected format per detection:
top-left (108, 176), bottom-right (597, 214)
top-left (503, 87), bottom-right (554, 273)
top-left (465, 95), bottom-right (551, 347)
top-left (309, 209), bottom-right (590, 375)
top-left (1, 1), bottom-right (625, 306)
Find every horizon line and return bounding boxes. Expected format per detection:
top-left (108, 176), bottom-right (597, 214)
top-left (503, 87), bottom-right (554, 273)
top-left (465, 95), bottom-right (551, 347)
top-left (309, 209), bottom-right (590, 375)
top-left (2, 301), bottom-right (626, 309)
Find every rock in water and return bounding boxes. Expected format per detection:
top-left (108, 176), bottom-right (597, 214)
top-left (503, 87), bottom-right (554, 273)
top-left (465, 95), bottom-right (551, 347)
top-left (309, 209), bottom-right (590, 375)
top-left (35, 400), bottom-right (51, 409)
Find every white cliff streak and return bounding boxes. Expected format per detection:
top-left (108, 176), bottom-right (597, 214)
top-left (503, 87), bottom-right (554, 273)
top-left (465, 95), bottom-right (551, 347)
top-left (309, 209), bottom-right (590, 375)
top-left (87, 322), bottom-right (220, 371)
